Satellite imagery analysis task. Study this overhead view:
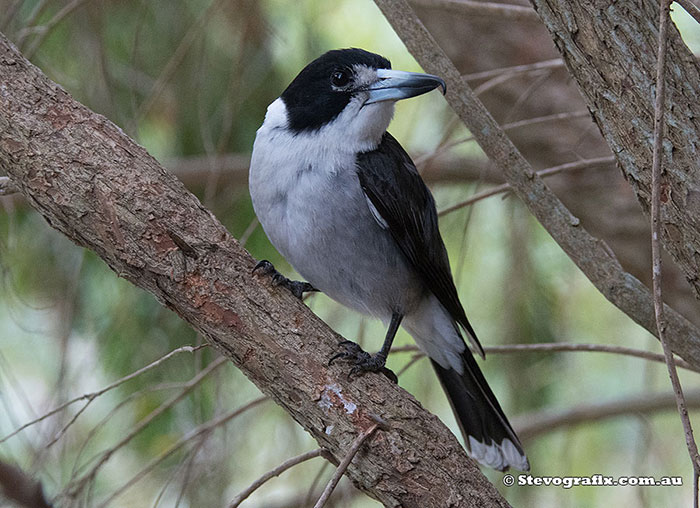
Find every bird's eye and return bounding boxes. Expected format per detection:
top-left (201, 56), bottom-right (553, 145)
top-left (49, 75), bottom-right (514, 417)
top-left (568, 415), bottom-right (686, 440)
top-left (331, 70), bottom-right (350, 87)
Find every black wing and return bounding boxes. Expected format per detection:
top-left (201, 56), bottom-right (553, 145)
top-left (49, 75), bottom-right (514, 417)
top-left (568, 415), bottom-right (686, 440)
top-left (356, 132), bottom-right (484, 357)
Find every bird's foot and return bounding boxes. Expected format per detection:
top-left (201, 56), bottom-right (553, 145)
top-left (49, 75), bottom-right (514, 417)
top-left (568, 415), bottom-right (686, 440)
top-left (253, 260), bottom-right (318, 299)
top-left (328, 341), bottom-right (398, 383)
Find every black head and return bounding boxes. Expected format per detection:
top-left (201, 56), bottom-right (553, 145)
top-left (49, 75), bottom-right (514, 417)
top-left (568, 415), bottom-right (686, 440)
top-left (280, 48), bottom-right (392, 133)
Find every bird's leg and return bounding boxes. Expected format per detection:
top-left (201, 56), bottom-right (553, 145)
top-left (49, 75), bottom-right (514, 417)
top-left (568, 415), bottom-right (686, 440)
top-left (253, 260), bottom-right (319, 299)
top-left (329, 313), bottom-right (403, 383)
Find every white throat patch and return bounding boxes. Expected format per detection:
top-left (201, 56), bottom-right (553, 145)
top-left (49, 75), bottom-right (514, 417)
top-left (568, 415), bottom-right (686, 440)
top-left (259, 96), bottom-right (394, 156)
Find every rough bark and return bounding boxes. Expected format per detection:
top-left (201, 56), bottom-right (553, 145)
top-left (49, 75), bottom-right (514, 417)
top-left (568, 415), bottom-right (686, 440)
top-left (374, 0), bottom-right (700, 370)
top-left (530, 0), bottom-right (700, 298)
top-left (0, 34), bottom-right (511, 508)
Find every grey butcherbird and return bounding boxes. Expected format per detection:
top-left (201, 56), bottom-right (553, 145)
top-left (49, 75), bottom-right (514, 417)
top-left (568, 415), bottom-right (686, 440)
top-left (249, 48), bottom-right (529, 472)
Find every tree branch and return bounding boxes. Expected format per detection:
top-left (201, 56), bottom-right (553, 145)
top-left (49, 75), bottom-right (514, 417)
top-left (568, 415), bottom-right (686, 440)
top-left (529, 0), bottom-right (700, 300)
top-left (650, 0), bottom-right (700, 498)
top-left (438, 156), bottom-right (615, 216)
top-left (99, 396), bottom-right (268, 508)
top-left (0, 33), bottom-right (510, 508)
top-left (514, 389), bottom-right (700, 441)
top-left (0, 344), bottom-right (209, 445)
top-left (392, 342), bottom-right (700, 373)
top-left (462, 58), bottom-right (564, 82)
top-left (229, 448), bottom-right (330, 508)
top-left (372, 0), bottom-right (700, 371)
top-left (314, 423), bottom-right (382, 508)
top-left (411, 0), bottom-right (540, 21)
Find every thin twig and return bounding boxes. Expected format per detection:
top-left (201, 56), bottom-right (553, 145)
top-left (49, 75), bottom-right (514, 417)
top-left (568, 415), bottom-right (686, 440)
top-left (650, 0), bottom-right (700, 504)
top-left (500, 110), bottom-right (590, 132)
top-left (100, 396), bottom-right (268, 508)
top-left (69, 381), bottom-right (194, 481)
top-left (515, 389), bottom-right (700, 440)
top-left (229, 447), bottom-right (329, 508)
top-left (396, 353), bottom-right (425, 377)
top-left (463, 58), bottom-right (564, 82)
top-left (411, 0), bottom-right (540, 21)
top-left (129, 0), bottom-right (228, 129)
top-left (238, 217), bottom-right (259, 248)
top-left (390, 341), bottom-right (699, 372)
top-left (313, 424), bottom-right (380, 508)
top-left (438, 156), bottom-right (615, 216)
top-left (415, 110), bottom-right (589, 167)
top-left (472, 67), bottom-right (550, 97)
top-left (14, 0), bottom-right (51, 46)
top-left (57, 357), bottom-right (226, 502)
top-left (0, 344), bottom-right (208, 445)
top-left (0, 0), bottom-right (23, 33)
top-left (23, 0), bottom-right (92, 59)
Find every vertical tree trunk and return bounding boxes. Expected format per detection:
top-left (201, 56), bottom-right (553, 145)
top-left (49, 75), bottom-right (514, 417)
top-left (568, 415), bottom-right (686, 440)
top-left (531, 0), bottom-right (700, 298)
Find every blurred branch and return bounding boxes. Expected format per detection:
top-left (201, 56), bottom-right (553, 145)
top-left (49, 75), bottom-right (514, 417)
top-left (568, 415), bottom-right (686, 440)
top-left (392, 342), bottom-right (700, 373)
top-left (166, 153), bottom-right (251, 188)
top-left (0, 33), bottom-right (510, 508)
top-left (14, 0), bottom-right (50, 45)
top-left (0, 176), bottom-right (18, 195)
top-left (99, 396), bottom-right (268, 508)
top-left (168, 109), bottom-right (593, 190)
top-left (19, 0), bottom-right (91, 58)
top-left (304, 461), bottom-right (332, 506)
top-left (60, 357), bottom-right (227, 502)
top-left (415, 109), bottom-right (590, 167)
top-left (488, 343), bottom-right (698, 372)
top-left (229, 448), bottom-right (330, 508)
top-left (0, 0), bottom-right (22, 33)
top-left (129, 0), bottom-right (228, 129)
top-left (438, 156), bottom-right (615, 216)
top-left (514, 389), bottom-right (700, 441)
top-left (463, 58), bottom-right (564, 82)
top-left (411, 0), bottom-right (540, 21)
top-left (531, 0), bottom-right (700, 301)
top-left (373, 0), bottom-right (700, 371)
top-left (70, 380), bottom-right (205, 480)
top-left (0, 344), bottom-right (209, 445)
top-left (0, 460), bottom-right (51, 508)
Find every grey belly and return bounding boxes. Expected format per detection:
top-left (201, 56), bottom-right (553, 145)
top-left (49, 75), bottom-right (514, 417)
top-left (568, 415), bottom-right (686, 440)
top-left (262, 172), bottom-right (424, 319)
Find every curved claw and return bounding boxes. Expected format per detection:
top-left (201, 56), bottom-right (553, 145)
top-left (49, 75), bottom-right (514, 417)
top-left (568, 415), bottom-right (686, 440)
top-left (328, 341), bottom-right (398, 383)
top-left (328, 341), bottom-right (358, 365)
top-left (253, 259), bottom-right (274, 274)
top-left (253, 260), bottom-right (318, 300)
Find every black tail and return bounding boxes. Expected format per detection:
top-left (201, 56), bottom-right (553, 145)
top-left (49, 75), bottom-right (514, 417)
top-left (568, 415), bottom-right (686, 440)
top-left (432, 350), bottom-right (529, 471)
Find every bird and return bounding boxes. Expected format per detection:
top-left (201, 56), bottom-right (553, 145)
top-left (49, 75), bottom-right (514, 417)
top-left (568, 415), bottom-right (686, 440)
top-left (249, 48), bottom-right (529, 472)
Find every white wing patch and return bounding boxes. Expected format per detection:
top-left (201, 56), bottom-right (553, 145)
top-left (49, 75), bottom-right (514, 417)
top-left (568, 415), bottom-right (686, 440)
top-left (364, 193), bottom-right (389, 229)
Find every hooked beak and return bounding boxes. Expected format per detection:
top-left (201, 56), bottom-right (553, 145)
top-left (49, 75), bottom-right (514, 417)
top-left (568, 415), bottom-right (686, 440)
top-left (365, 69), bottom-right (447, 105)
